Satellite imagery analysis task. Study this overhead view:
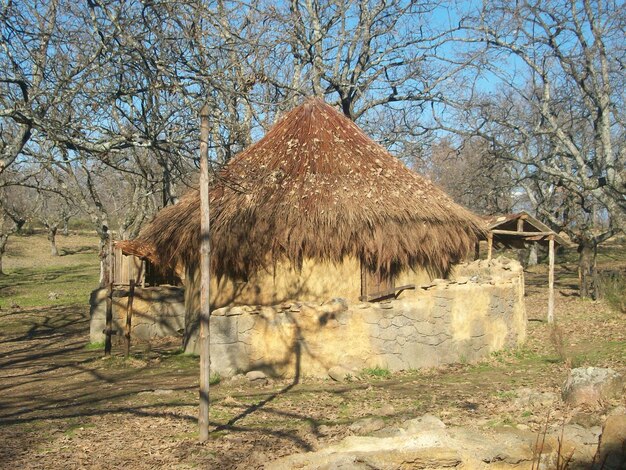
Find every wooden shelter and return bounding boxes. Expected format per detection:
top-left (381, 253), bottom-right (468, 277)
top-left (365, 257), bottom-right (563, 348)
top-left (485, 211), bottom-right (566, 322)
top-left (119, 99), bottom-right (484, 319)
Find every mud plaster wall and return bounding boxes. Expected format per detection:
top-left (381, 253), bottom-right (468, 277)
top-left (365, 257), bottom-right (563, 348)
top-left (90, 286), bottom-right (185, 343)
top-left (184, 257), bottom-right (526, 377)
top-left (184, 257), bottom-right (432, 310)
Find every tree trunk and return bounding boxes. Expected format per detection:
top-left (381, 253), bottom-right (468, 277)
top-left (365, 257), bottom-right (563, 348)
top-left (48, 225), bottom-right (59, 256)
top-left (62, 216), bottom-right (70, 236)
top-left (0, 233), bottom-right (8, 276)
top-left (527, 244), bottom-right (538, 267)
top-left (98, 226), bottom-right (111, 287)
top-left (578, 238), bottom-right (600, 299)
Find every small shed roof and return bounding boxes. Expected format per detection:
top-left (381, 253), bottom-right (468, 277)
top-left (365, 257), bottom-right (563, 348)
top-left (485, 211), bottom-right (567, 248)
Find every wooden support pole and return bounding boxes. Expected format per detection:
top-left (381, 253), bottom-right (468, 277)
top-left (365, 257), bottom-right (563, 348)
top-left (104, 281), bottom-right (113, 356)
top-left (487, 232), bottom-right (493, 261)
top-left (490, 229), bottom-right (555, 237)
top-left (104, 237), bottom-right (115, 356)
top-left (198, 102), bottom-right (212, 442)
top-left (141, 260), bottom-right (146, 288)
top-left (125, 279), bottom-right (135, 358)
top-left (548, 236), bottom-right (555, 324)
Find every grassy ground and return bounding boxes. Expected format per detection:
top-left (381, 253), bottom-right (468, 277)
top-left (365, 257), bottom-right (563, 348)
top-left (0, 232), bottom-right (100, 308)
top-left (0, 234), bottom-right (624, 469)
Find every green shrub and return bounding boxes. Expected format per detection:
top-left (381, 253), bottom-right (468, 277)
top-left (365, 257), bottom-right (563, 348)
top-left (362, 366), bottom-right (391, 379)
top-left (209, 372), bottom-right (221, 385)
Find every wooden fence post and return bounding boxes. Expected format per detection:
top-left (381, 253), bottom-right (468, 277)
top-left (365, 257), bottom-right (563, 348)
top-left (125, 279), bottom-right (135, 358)
top-left (104, 281), bottom-right (113, 356)
top-left (548, 236), bottom-right (555, 324)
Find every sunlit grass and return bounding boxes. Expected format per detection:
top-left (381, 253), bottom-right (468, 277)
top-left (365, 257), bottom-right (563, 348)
top-left (0, 232), bottom-right (99, 308)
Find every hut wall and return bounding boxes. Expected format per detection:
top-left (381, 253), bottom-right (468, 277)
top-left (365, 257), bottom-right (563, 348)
top-left (184, 257), bottom-right (433, 312)
top-left (184, 257), bottom-right (526, 377)
top-left (89, 286), bottom-right (185, 343)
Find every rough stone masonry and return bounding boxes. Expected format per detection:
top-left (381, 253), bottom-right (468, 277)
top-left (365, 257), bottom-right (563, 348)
top-left (188, 256), bottom-right (527, 377)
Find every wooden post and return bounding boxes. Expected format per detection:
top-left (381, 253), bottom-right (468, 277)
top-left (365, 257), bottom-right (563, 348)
top-left (198, 102), bottom-right (212, 442)
top-left (104, 237), bottom-right (115, 356)
top-left (125, 280), bottom-right (135, 358)
top-left (141, 260), bottom-right (146, 288)
top-left (548, 236), bottom-right (555, 324)
top-left (104, 281), bottom-right (113, 356)
top-left (474, 241), bottom-right (480, 261)
top-left (487, 232), bottom-right (493, 261)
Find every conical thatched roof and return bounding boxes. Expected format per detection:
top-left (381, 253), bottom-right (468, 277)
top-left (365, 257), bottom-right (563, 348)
top-left (121, 98), bottom-right (484, 279)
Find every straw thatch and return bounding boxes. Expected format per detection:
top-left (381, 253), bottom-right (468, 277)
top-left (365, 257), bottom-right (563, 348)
top-left (120, 98), bottom-right (485, 280)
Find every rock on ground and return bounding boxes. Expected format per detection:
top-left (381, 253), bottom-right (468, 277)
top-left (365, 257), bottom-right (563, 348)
top-left (327, 366), bottom-right (354, 382)
top-left (596, 414), bottom-right (626, 470)
top-left (266, 413), bottom-right (620, 470)
top-left (562, 367), bottom-right (624, 407)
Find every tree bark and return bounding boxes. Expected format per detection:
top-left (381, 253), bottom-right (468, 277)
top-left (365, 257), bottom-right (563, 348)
top-left (198, 102), bottom-right (211, 442)
top-left (0, 233), bottom-right (8, 276)
top-left (527, 244), bottom-right (538, 267)
top-left (62, 216), bottom-right (70, 236)
top-left (578, 238), bottom-right (599, 300)
top-left (47, 225), bottom-right (59, 256)
top-left (99, 226), bottom-right (111, 287)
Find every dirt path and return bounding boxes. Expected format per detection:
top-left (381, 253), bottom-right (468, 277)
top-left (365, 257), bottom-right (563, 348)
top-left (0, 271), bottom-right (624, 469)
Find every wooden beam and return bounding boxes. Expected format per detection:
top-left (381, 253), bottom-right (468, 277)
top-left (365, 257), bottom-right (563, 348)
top-left (487, 232), bottom-right (493, 261)
top-left (359, 284), bottom-right (415, 302)
top-left (491, 229), bottom-right (554, 237)
top-left (548, 236), bottom-right (555, 324)
top-left (198, 102), bottom-right (211, 442)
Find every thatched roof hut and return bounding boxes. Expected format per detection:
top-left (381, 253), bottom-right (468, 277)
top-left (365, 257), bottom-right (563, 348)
top-left (121, 98), bottom-right (483, 300)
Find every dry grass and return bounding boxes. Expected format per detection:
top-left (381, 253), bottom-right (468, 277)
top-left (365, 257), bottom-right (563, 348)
top-left (0, 238), bottom-right (624, 469)
top-left (3, 231), bottom-right (99, 271)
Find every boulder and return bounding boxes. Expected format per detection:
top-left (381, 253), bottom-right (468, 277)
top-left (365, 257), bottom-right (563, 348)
top-left (561, 367), bottom-right (624, 407)
top-left (268, 416), bottom-right (541, 469)
top-left (596, 414), bottom-right (626, 469)
top-left (246, 370), bottom-right (268, 382)
top-left (328, 366), bottom-right (354, 382)
top-left (404, 414), bottom-right (447, 434)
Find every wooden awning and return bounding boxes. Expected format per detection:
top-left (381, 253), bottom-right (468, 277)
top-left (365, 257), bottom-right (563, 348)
top-left (485, 211), bottom-right (567, 248)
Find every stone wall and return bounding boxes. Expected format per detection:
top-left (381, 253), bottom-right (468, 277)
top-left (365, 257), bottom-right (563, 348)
top-left (89, 286), bottom-right (185, 343)
top-left (89, 257), bottom-right (526, 376)
top-left (185, 257), bottom-right (526, 377)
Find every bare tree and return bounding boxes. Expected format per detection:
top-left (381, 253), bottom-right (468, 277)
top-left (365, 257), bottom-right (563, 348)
top-left (33, 187), bottom-right (76, 256)
top-left (262, 0), bottom-right (469, 131)
top-left (0, 184), bottom-right (27, 275)
top-left (440, 0), bottom-right (625, 296)
top-left (415, 136), bottom-right (516, 215)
